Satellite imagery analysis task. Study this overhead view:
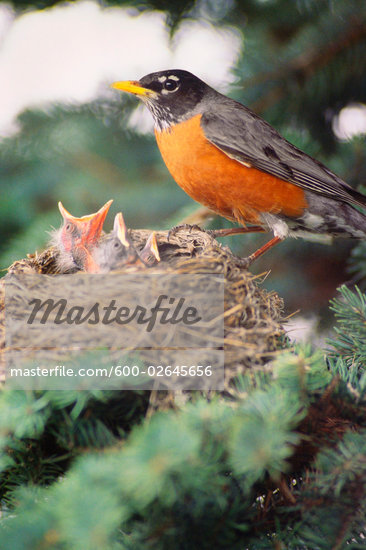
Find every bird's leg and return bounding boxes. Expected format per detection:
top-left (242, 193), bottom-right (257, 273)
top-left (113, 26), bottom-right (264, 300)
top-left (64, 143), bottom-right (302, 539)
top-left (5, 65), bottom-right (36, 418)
top-left (237, 236), bottom-right (284, 268)
top-left (207, 226), bottom-right (266, 238)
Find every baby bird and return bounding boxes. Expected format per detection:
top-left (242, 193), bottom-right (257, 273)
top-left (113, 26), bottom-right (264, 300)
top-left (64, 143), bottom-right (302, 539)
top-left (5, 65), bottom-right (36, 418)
top-left (86, 212), bottom-right (160, 273)
top-left (52, 200), bottom-right (113, 272)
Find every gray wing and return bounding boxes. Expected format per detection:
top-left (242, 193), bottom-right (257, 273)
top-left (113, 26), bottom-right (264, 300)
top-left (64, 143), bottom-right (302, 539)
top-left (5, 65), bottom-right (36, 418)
top-left (200, 101), bottom-right (366, 208)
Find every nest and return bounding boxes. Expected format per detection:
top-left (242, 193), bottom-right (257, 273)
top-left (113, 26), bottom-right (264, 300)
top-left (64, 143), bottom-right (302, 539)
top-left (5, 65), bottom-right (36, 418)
top-left (1, 226), bottom-right (285, 407)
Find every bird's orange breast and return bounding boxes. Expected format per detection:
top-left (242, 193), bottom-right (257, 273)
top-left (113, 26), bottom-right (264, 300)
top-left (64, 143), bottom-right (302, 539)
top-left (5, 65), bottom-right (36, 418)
top-left (155, 114), bottom-right (307, 225)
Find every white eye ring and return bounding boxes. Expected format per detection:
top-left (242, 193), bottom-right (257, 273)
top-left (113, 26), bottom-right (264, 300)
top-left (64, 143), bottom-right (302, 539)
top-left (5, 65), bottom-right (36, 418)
top-left (163, 79), bottom-right (179, 92)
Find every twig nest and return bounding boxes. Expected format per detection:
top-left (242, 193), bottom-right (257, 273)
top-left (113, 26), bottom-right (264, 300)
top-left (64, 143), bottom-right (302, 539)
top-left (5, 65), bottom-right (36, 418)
top-left (1, 227), bottom-right (285, 396)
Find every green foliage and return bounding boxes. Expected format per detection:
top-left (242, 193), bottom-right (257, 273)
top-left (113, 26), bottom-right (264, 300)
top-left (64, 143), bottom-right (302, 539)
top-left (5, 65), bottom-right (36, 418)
top-left (0, 369), bottom-right (307, 549)
top-left (328, 284), bottom-right (366, 369)
top-left (292, 430), bottom-right (366, 549)
top-left (0, 326), bottom-right (365, 548)
top-left (0, 389), bottom-right (148, 502)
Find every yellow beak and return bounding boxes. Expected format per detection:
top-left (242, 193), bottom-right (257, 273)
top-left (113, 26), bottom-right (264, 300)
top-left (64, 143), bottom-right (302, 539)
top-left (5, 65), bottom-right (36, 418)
top-left (58, 200), bottom-right (113, 243)
top-left (110, 80), bottom-right (155, 97)
top-left (58, 200), bottom-right (113, 224)
top-left (114, 212), bottom-right (130, 248)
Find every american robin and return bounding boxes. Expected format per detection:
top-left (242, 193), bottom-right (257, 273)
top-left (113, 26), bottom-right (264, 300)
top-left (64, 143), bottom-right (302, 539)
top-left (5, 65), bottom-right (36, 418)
top-left (86, 212), bottom-right (160, 273)
top-left (52, 200), bottom-right (113, 271)
top-left (112, 70), bottom-right (366, 263)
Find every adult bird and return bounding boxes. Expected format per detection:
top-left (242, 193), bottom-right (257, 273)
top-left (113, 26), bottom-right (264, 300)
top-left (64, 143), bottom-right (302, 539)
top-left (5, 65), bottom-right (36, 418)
top-left (111, 70), bottom-right (366, 264)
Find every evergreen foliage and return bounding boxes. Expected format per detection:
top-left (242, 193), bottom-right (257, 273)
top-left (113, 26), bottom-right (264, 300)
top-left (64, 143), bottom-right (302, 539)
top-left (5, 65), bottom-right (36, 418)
top-left (1, 313), bottom-right (366, 548)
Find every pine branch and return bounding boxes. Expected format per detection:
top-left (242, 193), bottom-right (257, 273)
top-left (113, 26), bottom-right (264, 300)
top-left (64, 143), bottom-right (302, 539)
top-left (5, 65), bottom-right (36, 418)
top-left (328, 285), bottom-right (366, 369)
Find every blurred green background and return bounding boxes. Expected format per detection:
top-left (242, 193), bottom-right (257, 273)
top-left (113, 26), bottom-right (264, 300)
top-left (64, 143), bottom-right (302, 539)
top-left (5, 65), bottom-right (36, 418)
top-left (0, 0), bottom-right (365, 326)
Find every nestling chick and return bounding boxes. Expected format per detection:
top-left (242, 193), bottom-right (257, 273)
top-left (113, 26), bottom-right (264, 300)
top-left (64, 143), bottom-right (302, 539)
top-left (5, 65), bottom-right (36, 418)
top-left (51, 200), bottom-right (113, 272)
top-left (87, 212), bottom-right (160, 273)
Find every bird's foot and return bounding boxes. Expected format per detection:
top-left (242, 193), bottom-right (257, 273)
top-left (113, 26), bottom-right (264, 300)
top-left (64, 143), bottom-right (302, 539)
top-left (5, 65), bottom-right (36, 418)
top-left (234, 256), bottom-right (251, 269)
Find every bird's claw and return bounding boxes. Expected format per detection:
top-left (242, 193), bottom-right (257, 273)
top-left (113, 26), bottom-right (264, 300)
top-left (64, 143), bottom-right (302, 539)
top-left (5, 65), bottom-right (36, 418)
top-left (235, 256), bottom-right (252, 269)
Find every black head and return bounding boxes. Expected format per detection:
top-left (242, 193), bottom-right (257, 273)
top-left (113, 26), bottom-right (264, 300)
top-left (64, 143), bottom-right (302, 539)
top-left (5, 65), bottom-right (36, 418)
top-left (112, 70), bottom-right (213, 129)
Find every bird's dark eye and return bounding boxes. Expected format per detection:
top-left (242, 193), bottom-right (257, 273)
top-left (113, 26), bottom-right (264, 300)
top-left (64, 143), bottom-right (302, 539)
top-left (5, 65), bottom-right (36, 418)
top-left (164, 79), bottom-right (179, 92)
top-left (65, 223), bottom-right (73, 233)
